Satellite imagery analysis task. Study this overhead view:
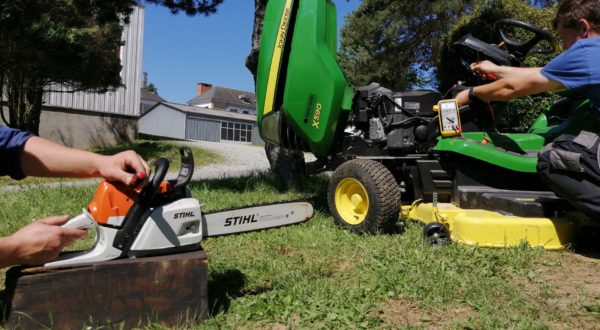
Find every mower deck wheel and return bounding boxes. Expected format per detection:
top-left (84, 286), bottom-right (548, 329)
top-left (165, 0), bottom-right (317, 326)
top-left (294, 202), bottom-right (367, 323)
top-left (422, 222), bottom-right (450, 247)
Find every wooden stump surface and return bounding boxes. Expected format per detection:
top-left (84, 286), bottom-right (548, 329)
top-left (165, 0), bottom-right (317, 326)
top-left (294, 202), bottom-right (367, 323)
top-left (2, 250), bottom-right (208, 329)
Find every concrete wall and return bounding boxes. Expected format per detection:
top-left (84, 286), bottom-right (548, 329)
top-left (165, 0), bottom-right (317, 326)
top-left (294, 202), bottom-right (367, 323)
top-left (39, 108), bottom-right (137, 149)
top-left (139, 105), bottom-right (186, 140)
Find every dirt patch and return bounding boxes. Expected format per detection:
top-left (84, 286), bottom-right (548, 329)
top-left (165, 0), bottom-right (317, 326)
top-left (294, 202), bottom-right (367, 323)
top-left (376, 299), bottom-right (475, 329)
top-left (526, 251), bottom-right (600, 329)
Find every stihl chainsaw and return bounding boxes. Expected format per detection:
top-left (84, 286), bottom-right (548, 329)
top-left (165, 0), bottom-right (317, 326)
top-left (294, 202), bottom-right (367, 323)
top-left (44, 147), bottom-right (313, 268)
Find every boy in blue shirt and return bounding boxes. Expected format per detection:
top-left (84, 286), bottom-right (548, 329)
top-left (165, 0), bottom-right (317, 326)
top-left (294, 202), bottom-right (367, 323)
top-left (0, 125), bottom-right (149, 267)
top-left (456, 0), bottom-right (600, 220)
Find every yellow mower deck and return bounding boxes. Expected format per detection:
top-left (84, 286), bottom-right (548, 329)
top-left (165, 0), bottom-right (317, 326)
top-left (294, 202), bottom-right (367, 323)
top-left (402, 201), bottom-right (583, 250)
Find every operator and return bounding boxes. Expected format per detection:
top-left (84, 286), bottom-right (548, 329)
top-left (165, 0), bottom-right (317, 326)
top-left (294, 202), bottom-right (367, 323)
top-left (0, 125), bottom-right (150, 268)
top-left (456, 0), bottom-right (600, 220)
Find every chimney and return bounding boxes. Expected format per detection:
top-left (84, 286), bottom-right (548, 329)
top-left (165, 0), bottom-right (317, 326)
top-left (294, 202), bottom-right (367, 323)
top-left (197, 82), bottom-right (213, 95)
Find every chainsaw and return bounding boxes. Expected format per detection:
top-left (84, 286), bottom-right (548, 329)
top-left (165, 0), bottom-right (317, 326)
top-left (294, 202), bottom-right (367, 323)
top-left (44, 147), bottom-right (314, 268)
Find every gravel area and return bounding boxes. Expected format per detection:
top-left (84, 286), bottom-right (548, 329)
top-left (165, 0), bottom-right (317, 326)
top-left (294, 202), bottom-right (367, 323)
top-left (176, 140), bottom-right (316, 180)
top-left (0, 141), bottom-right (315, 192)
top-left (178, 140), bottom-right (271, 180)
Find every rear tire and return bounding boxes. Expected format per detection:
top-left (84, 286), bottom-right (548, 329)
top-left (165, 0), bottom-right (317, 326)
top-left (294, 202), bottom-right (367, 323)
top-left (328, 159), bottom-right (401, 234)
top-left (265, 142), bottom-right (306, 179)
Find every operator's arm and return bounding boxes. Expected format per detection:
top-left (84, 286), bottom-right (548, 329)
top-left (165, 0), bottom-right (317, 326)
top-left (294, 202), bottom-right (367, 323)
top-left (0, 216), bottom-right (87, 267)
top-left (20, 136), bottom-right (149, 185)
top-left (456, 71), bottom-right (564, 105)
top-left (470, 60), bottom-right (542, 79)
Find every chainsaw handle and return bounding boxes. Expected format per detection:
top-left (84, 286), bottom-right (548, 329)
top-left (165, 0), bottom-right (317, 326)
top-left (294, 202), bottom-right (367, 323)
top-left (112, 157), bottom-right (169, 254)
top-left (173, 147), bottom-right (194, 191)
top-left (147, 157), bottom-right (169, 196)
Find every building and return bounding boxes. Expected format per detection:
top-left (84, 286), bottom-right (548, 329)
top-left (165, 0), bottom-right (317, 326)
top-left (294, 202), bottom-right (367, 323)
top-left (187, 83), bottom-right (257, 116)
top-left (139, 102), bottom-right (263, 145)
top-left (39, 6), bottom-right (145, 149)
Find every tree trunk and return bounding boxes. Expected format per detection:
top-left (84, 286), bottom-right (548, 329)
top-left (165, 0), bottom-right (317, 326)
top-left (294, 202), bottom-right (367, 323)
top-left (7, 73), bottom-right (43, 135)
top-left (245, 0), bottom-right (268, 82)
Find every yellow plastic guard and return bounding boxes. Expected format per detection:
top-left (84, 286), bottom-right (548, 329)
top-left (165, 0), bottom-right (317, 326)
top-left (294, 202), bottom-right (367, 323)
top-left (402, 201), bottom-right (579, 250)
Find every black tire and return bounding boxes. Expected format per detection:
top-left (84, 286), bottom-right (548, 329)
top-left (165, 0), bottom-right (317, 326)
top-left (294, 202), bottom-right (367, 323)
top-left (327, 159), bottom-right (401, 234)
top-left (422, 222), bottom-right (450, 247)
top-left (265, 142), bottom-right (306, 179)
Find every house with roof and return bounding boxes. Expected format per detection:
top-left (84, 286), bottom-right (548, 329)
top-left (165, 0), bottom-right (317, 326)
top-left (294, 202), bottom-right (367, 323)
top-left (187, 83), bottom-right (257, 115)
top-left (139, 83), bottom-right (263, 144)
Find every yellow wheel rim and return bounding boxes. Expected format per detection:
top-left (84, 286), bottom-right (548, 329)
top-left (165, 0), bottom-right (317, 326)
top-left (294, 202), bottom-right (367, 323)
top-left (335, 178), bottom-right (369, 225)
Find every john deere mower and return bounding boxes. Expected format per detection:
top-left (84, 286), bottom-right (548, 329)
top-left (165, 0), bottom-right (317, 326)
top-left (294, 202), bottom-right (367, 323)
top-left (255, 0), bottom-right (597, 249)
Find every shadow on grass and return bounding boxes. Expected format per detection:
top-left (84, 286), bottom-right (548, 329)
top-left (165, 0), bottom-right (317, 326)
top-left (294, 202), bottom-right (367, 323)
top-left (207, 269), bottom-right (246, 316)
top-left (572, 224), bottom-right (600, 259)
top-left (188, 173), bottom-right (331, 212)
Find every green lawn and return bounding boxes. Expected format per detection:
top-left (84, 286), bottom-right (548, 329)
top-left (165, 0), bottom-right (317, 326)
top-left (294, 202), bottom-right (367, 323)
top-left (0, 171), bottom-right (598, 329)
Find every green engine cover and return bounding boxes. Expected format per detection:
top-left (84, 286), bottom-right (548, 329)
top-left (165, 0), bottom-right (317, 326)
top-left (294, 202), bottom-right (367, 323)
top-left (256, 0), bottom-right (354, 158)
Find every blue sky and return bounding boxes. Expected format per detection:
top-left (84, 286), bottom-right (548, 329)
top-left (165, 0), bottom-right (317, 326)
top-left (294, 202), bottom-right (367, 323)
top-left (142, 0), bottom-right (361, 104)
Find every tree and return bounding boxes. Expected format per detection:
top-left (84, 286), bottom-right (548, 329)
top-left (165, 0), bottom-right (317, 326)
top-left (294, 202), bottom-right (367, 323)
top-left (338, 0), bottom-right (479, 92)
top-left (0, 0), bottom-right (224, 134)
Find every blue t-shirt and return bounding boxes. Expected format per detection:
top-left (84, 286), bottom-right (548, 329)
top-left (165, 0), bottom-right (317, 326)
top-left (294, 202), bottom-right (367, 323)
top-left (541, 37), bottom-right (600, 114)
top-left (0, 126), bottom-right (33, 180)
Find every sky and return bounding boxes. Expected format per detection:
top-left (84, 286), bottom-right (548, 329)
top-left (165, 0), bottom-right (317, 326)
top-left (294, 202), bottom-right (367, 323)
top-left (142, 0), bottom-right (361, 104)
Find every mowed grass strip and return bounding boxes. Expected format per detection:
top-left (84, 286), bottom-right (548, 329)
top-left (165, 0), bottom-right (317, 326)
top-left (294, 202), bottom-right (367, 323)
top-left (0, 172), bottom-right (582, 329)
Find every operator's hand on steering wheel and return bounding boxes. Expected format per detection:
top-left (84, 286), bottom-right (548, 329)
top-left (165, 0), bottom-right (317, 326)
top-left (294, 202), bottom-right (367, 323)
top-left (470, 60), bottom-right (500, 81)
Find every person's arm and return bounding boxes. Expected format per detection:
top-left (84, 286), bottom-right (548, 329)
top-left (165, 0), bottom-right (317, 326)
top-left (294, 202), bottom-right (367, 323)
top-left (470, 60), bottom-right (542, 79)
top-left (456, 71), bottom-right (564, 106)
top-left (20, 136), bottom-right (150, 185)
top-left (0, 216), bottom-right (87, 267)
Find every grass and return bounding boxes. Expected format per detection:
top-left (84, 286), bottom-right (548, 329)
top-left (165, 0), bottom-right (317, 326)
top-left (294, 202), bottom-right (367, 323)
top-left (0, 169), bottom-right (593, 329)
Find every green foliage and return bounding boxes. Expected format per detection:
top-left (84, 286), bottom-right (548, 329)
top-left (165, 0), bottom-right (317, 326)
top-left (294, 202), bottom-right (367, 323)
top-left (338, 0), bottom-right (479, 91)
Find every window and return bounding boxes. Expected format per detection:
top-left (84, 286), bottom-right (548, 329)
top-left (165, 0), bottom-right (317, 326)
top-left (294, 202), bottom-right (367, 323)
top-left (221, 121), bottom-right (253, 142)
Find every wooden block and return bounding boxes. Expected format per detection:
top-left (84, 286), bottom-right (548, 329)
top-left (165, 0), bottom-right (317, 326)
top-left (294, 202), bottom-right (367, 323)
top-left (2, 250), bottom-right (208, 329)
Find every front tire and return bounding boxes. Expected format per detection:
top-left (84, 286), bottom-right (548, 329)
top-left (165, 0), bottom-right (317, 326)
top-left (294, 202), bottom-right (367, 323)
top-left (328, 159), bottom-right (401, 234)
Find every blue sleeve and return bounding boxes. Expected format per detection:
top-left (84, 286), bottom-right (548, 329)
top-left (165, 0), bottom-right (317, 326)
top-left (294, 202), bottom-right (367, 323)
top-left (541, 40), bottom-right (595, 90)
top-left (0, 126), bottom-right (34, 180)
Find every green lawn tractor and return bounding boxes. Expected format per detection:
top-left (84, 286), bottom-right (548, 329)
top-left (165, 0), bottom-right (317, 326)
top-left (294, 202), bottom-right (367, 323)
top-left (255, 0), bottom-right (597, 249)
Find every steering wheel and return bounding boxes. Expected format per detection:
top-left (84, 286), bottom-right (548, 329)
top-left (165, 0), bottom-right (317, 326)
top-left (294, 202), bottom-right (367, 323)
top-left (494, 19), bottom-right (559, 61)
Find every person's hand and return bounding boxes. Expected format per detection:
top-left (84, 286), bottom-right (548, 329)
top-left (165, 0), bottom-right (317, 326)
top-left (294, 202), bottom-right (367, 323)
top-left (470, 60), bottom-right (500, 80)
top-left (97, 150), bottom-right (150, 186)
top-left (2, 216), bottom-right (87, 266)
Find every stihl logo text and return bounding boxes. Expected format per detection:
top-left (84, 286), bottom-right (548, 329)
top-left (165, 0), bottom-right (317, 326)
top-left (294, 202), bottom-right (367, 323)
top-left (174, 211), bottom-right (195, 219)
top-left (312, 103), bottom-right (322, 129)
top-left (224, 214), bottom-right (258, 226)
